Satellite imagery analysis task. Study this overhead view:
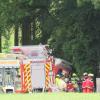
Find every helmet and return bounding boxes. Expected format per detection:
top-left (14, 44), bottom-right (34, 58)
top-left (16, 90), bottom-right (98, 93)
top-left (72, 73), bottom-right (77, 77)
top-left (56, 74), bottom-right (60, 77)
top-left (88, 73), bottom-right (94, 77)
top-left (83, 72), bottom-right (88, 76)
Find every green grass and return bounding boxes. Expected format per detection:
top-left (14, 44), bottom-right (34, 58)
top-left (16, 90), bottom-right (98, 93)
top-left (0, 93), bottom-right (100, 100)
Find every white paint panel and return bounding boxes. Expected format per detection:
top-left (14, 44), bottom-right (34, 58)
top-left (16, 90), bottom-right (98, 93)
top-left (31, 66), bottom-right (45, 89)
top-left (96, 78), bottom-right (100, 92)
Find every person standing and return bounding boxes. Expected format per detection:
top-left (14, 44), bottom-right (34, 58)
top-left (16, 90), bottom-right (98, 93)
top-left (67, 80), bottom-right (75, 92)
top-left (82, 72), bottom-right (88, 93)
top-left (71, 73), bottom-right (79, 92)
top-left (86, 73), bottom-right (94, 93)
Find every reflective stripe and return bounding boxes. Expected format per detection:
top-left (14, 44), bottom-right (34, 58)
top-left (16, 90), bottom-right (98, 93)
top-left (45, 62), bottom-right (50, 88)
top-left (24, 63), bottom-right (32, 92)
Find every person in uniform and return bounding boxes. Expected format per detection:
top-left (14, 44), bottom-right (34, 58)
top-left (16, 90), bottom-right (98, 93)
top-left (71, 73), bottom-right (79, 92)
top-left (55, 75), bottom-right (66, 91)
top-left (86, 73), bottom-right (94, 93)
top-left (82, 72), bottom-right (88, 93)
top-left (67, 80), bottom-right (75, 92)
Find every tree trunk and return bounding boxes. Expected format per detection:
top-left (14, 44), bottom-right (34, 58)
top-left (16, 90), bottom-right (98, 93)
top-left (30, 18), bottom-right (36, 45)
top-left (39, 9), bottom-right (50, 44)
top-left (14, 24), bottom-right (19, 46)
top-left (22, 17), bottom-right (31, 45)
top-left (0, 33), bottom-right (1, 52)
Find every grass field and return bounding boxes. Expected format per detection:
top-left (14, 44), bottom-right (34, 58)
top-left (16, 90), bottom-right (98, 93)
top-left (0, 93), bottom-right (100, 100)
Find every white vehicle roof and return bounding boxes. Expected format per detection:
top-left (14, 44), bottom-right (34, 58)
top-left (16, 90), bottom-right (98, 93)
top-left (11, 45), bottom-right (50, 59)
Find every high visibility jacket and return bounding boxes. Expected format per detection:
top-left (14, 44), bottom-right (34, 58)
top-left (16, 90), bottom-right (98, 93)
top-left (71, 77), bottom-right (79, 89)
top-left (55, 78), bottom-right (66, 90)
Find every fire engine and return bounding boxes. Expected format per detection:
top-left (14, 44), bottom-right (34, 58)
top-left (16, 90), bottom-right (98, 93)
top-left (0, 45), bottom-right (71, 93)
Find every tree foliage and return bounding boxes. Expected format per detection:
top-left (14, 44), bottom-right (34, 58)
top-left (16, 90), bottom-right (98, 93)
top-left (48, 0), bottom-right (100, 75)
